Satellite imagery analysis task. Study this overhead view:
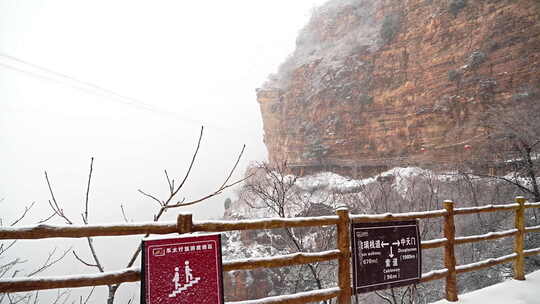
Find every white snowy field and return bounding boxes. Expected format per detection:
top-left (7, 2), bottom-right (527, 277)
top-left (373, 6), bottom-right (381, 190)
top-left (432, 270), bottom-right (540, 304)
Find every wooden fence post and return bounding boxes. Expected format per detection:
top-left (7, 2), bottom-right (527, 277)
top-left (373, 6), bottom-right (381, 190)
top-left (177, 213), bottom-right (193, 234)
top-left (336, 206), bottom-right (352, 304)
top-left (514, 196), bottom-right (526, 280)
top-left (443, 200), bottom-right (458, 302)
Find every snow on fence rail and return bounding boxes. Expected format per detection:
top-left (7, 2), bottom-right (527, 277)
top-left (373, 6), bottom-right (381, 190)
top-left (421, 237), bottom-right (447, 249)
top-left (525, 224), bottom-right (540, 234)
top-left (192, 215), bottom-right (339, 233)
top-left (0, 215), bottom-right (340, 240)
top-left (350, 209), bottom-right (447, 222)
top-left (227, 287), bottom-right (341, 304)
top-left (524, 247), bottom-right (540, 257)
top-left (456, 253), bottom-right (518, 274)
top-left (1, 197), bottom-right (540, 303)
top-left (525, 201), bottom-right (540, 208)
top-left (453, 203), bottom-right (519, 215)
top-left (0, 222), bottom-right (178, 239)
top-left (455, 229), bottom-right (518, 245)
top-left (222, 250), bottom-right (341, 271)
top-left (420, 268), bottom-right (449, 283)
top-left (0, 267), bottom-right (140, 293)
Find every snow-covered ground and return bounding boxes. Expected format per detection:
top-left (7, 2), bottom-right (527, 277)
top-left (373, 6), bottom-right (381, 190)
top-left (432, 270), bottom-right (540, 304)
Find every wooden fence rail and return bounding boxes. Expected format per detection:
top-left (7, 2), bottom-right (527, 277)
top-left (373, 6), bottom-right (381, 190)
top-left (0, 216), bottom-right (340, 240)
top-left (1, 197), bottom-right (540, 303)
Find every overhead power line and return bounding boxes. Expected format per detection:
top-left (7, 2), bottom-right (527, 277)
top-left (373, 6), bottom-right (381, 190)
top-left (0, 52), bottom-right (197, 123)
top-left (0, 52), bottom-right (260, 137)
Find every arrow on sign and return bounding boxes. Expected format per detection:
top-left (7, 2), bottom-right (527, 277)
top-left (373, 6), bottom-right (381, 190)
top-left (389, 246), bottom-right (394, 258)
top-left (381, 241), bottom-right (389, 248)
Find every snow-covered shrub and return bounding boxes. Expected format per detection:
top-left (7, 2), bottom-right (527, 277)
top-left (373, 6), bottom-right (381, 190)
top-left (380, 13), bottom-right (402, 44)
top-left (467, 51), bottom-right (487, 69)
top-left (449, 0), bottom-right (467, 17)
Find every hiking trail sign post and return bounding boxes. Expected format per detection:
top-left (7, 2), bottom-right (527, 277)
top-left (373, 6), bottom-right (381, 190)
top-left (141, 234), bottom-right (224, 304)
top-left (351, 220), bottom-right (421, 293)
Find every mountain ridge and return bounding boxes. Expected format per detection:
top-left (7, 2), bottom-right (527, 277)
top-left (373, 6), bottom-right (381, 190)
top-left (257, 0), bottom-right (540, 177)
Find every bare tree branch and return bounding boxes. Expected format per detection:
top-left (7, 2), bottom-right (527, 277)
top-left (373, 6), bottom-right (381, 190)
top-left (137, 189), bottom-right (163, 206)
top-left (219, 144), bottom-right (246, 190)
top-left (82, 287), bottom-right (95, 304)
top-left (125, 244), bottom-right (142, 269)
top-left (44, 171), bottom-right (73, 225)
top-left (475, 173), bottom-right (534, 195)
top-left (120, 204), bottom-right (130, 223)
top-left (9, 202), bottom-right (35, 226)
top-left (50, 289), bottom-right (71, 304)
top-left (72, 250), bottom-right (99, 268)
top-left (165, 174), bottom-right (250, 209)
top-left (37, 211), bottom-right (57, 224)
top-left (0, 258), bottom-right (26, 278)
top-left (374, 291), bottom-right (394, 304)
top-left (128, 128), bottom-right (247, 269)
top-left (84, 237), bottom-right (105, 273)
top-left (165, 170), bottom-right (174, 194)
top-left (171, 126), bottom-right (204, 199)
top-left (138, 126), bottom-right (206, 210)
top-left (32, 291), bottom-right (39, 304)
top-left (0, 240), bottom-right (17, 256)
top-left (165, 144), bottom-right (248, 209)
top-left (43, 159), bottom-right (113, 300)
top-left (27, 247), bottom-right (71, 277)
top-left (83, 157), bottom-right (94, 224)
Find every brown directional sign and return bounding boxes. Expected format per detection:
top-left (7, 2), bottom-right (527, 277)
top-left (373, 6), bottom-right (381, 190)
top-left (351, 220), bottom-right (421, 293)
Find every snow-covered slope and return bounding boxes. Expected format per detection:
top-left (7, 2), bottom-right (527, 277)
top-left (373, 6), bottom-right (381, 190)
top-left (227, 166), bottom-right (434, 220)
top-left (432, 270), bottom-right (540, 304)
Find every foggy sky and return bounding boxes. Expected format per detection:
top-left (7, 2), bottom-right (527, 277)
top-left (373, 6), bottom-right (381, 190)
top-left (0, 0), bottom-right (327, 302)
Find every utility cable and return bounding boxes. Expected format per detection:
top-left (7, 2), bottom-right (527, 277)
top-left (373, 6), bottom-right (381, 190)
top-left (0, 52), bottom-right (261, 137)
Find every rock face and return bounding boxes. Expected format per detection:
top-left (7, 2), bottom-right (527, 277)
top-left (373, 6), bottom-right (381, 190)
top-left (258, 0), bottom-right (540, 177)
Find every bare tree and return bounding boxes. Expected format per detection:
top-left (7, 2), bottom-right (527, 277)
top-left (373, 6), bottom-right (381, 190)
top-left (42, 126), bottom-right (248, 303)
top-left (0, 199), bottom-right (70, 304)
top-left (240, 161), bottom-right (335, 303)
top-left (478, 99), bottom-right (540, 202)
top-left (241, 162), bottom-right (298, 217)
top-left (467, 98), bottom-right (540, 274)
top-left (129, 126), bottom-right (248, 267)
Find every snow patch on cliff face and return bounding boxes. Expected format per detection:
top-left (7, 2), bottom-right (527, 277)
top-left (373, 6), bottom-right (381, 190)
top-left (264, 0), bottom-right (384, 89)
top-left (380, 167), bottom-right (433, 196)
top-left (227, 166), bottom-right (436, 222)
top-left (295, 166), bottom-right (433, 194)
top-left (296, 171), bottom-right (364, 192)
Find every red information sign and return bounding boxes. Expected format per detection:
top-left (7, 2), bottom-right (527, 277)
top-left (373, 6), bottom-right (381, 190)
top-left (141, 234), bottom-right (224, 304)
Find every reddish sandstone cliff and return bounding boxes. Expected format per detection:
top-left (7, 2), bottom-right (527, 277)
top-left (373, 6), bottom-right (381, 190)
top-left (258, 0), bottom-right (540, 176)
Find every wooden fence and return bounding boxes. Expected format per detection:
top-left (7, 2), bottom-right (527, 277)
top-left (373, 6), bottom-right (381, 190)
top-left (1, 197), bottom-right (540, 303)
